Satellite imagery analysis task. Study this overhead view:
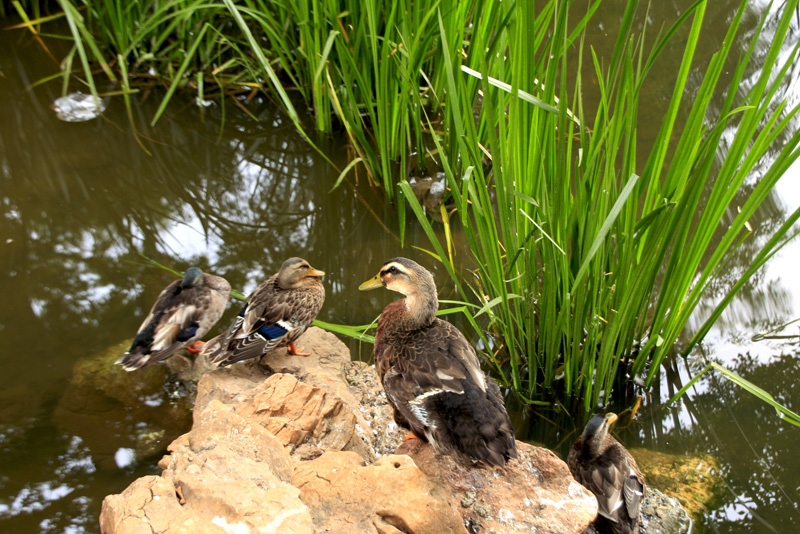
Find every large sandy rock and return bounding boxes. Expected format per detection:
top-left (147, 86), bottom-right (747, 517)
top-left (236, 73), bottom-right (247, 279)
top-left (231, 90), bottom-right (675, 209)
top-left (101, 476), bottom-right (201, 534)
top-left (293, 451), bottom-right (468, 534)
top-left (99, 399), bottom-right (314, 534)
top-left (397, 436), bottom-right (598, 534)
top-left (100, 327), bottom-right (599, 534)
top-left (192, 328), bottom-right (376, 461)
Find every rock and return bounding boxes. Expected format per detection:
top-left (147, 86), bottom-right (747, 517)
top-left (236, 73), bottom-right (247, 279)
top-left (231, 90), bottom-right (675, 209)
top-left (343, 360), bottom-right (407, 456)
top-left (396, 437), bottom-right (598, 534)
top-left (293, 451), bottom-right (468, 534)
top-left (249, 373), bottom-right (372, 458)
top-left (164, 350), bottom-right (218, 389)
top-left (100, 327), bottom-right (606, 534)
top-left (259, 328), bottom-right (380, 460)
top-left (639, 488), bottom-right (692, 534)
top-left (193, 328), bottom-right (376, 461)
top-left (100, 400), bottom-right (314, 534)
top-left (66, 339), bottom-right (167, 407)
top-left (100, 476), bottom-right (198, 534)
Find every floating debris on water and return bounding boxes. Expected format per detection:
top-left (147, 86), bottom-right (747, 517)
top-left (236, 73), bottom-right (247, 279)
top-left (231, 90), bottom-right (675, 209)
top-left (113, 448), bottom-right (136, 469)
top-left (52, 92), bottom-right (107, 122)
top-left (429, 176), bottom-right (446, 195)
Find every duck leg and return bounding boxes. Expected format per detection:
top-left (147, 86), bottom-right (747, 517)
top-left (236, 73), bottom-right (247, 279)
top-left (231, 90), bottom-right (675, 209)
top-left (287, 341), bottom-right (311, 357)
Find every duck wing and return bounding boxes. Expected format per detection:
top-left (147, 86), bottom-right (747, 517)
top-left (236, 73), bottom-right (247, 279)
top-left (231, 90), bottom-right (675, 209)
top-left (622, 452), bottom-right (645, 524)
top-left (381, 319), bottom-right (516, 465)
top-left (209, 278), bottom-right (323, 367)
top-left (380, 320), bottom-right (471, 396)
top-left (434, 319), bottom-right (487, 391)
top-left (118, 281), bottom-right (205, 370)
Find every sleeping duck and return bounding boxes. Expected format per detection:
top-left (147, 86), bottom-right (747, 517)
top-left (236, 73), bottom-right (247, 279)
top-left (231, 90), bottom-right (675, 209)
top-left (117, 267), bottom-right (231, 371)
top-left (567, 413), bottom-right (646, 534)
top-left (359, 257), bottom-right (517, 467)
top-left (204, 257), bottom-right (325, 367)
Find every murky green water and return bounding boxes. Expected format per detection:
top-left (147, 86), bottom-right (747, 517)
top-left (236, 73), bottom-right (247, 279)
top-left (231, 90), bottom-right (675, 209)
top-left (1, 1), bottom-right (799, 533)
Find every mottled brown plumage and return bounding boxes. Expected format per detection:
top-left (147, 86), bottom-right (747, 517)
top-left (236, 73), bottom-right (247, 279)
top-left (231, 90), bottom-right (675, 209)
top-left (360, 257), bottom-right (517, 467)
top-left (568, 413), bottom-right (646, 534)
top-left (203, 257), bottom-right (325, 367)
top-left (117, 268), bottom-right (231, 371)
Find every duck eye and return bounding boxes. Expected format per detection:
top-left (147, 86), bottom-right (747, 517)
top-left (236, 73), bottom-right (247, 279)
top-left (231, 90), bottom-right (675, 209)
top-left (388, 266), bottom-right (398, 274)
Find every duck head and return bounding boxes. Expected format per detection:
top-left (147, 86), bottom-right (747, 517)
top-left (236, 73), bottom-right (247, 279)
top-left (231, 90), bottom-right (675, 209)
top-left (276, 257), bottom-right (325, 289)
top-left (581, 412), bottom-right (618, 456)
top-left (359, 257), bottom-right (438, 323)
top-left (182, 267), bottom-right (205, 288)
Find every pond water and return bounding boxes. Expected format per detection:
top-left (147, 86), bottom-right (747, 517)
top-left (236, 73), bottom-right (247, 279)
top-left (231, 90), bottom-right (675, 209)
top-left (1, 1), bottom-right (799, 533)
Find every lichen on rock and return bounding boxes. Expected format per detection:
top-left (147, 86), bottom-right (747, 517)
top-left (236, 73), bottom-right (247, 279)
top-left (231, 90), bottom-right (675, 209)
top-left (630, 447), bottom-right (721, 519)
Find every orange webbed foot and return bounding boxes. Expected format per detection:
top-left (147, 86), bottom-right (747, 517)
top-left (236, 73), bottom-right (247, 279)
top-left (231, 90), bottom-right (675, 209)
top-left (186, 340), bottom-right (206, 353)
top-left (402, 433), bottom-right (419, 443)
top-left (287, 341), bottom-right (311, 357)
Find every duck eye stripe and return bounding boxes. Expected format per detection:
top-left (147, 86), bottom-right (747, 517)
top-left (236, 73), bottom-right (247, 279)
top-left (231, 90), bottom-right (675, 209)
top-left (382, 265), bottom-right (404, 276)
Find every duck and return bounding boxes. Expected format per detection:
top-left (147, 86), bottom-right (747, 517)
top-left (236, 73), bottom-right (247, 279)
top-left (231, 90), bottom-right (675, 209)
top-left (567, 413), bottom-right (646, 534)
top-left (204, 257), bottom-right (325, 367)
top-left (117, 267), bottom-right (231, 371)
top-left (359, 257), bottom-right (517, 467)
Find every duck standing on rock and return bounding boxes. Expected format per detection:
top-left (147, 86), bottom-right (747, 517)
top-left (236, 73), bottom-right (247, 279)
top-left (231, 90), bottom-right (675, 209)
top-left (568, 413), bottom-right (646, 534)
top-left (359, 257), bottom-right (517, 467)
top-left (203, 257), bottom-right (325, 367)
top-left (117, 268), bottom-right (231, 371)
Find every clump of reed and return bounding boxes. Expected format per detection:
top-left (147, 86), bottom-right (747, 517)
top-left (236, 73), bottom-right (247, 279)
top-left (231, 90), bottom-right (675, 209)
top-left (7, 0), bottom-right (800, 414)
top-left (402, 0), bottom-right (800, 411)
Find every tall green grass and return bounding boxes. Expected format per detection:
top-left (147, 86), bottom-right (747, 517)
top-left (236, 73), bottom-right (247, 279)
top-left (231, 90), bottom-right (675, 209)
top-left (210, 0), bottom-right (509, 197)
top-left (401, 0), bottom-right (800, 409)
top-left (8, 0), bottom-right (490, 196)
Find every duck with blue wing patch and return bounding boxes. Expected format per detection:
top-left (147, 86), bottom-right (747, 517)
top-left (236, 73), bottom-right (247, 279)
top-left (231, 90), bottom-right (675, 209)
top-left (203, 257), bottom-right (325, 367)
top-left (117, 268), bottom-right (231, 371)
top-left (359, 257), bottom-right (517, 467)
top-left (568, 413), bottom-right (646, 534)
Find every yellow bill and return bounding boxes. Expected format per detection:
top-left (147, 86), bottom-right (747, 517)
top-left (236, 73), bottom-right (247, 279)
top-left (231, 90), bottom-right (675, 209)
top-left (359, 273), bottom-right (383, 291)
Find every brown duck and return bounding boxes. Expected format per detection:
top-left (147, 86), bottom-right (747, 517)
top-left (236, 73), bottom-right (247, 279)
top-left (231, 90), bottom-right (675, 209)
top-left (359, 257), bottom-right (517, 467)
top-left (568, 413), bottom-right (646, 534)
top-left (203, 257), bottom-right (325, 366)
top-left (117, 267), bottom-right (231, 371)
